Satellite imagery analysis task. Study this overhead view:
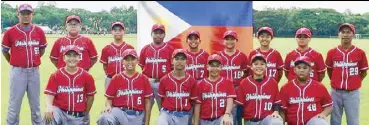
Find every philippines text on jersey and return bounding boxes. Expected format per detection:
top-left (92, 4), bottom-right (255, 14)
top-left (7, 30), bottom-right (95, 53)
top-left (166, 91), bottom-right (190, 98)
top-left (108, 56), bottom-right (123, 63)
top-left (267, 62), bottom-right (277, 68)
top-left (57, 86), bottom-right (84, 93)
top-left (60, 45), bottom-right (84, 52)
top-left (222, 65), bottom-right (241, 70)
top-left (202, 92), bottom-right (227, 99)
top-left (117, 89), bottom-right (143, 97)
top-left (145, 58), bottom-right (167, 63)
top-left (245, 93), bottom-right (271, 101)
top-left (333, 61), bottom-right (358, 68)
top-left (15, 40), bottom-right (39, 47)
top-left (289, 97), bottom-right (314, 104)
top-left (185, 64), bottom-right (205, 70)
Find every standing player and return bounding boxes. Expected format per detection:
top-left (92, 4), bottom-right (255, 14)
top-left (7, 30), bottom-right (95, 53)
top-left (218, 30), bottom-right (248, 125)
top-left (327, 23), bottom-right (368, 125)
top-left (193, 54), bottom-right (236, 125)
top-left (97, 49), bottom-right (153, 125)
top-left (156, 49), bottom-right (197, 125)
top-left (185, 30), bottom-right (209, 81)
top-left (43, 45), bottom-right (96, 125)
top-left (2, 4), bottom-right (46, 124)
top-left (139, 23), bottom-right (175, 110)
top-left (236, 54), bottom-right (283, 125)
top-left (249, 27), bottom-right (284, 83)
top-left (278, 56), bottom-right (333, 125)
top-left (284, 27), bottom-right (326, 82)
top-left (50, 15), bottom-right (98, 71)
top-left (100, 22), bottom-right (134, 89)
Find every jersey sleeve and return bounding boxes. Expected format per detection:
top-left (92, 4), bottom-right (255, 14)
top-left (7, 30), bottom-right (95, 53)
top-left (44, 73), bottom-right (58, 95)
top-left (143, 76), bottom-right (154, 98)
top-left (1, 30), bottom-right (11, 49)
top-left (242, 53), bottom-right (249, 71)
top-left (276, 51), bottom-right (284, 69)
top-left (283, 53), bottom-right (291, 71)
top-left (87, 38), bottom-right (98, 59)
top-left (158, 77), bottom-right (166, 98)
top-left (190, 77), bottom-right (198, 100)
top-left (325, 49), bottom-right (333, 68)
top-left (139, 46), bottom-right (146, 67)
top-left (316, 53), bottom-right (326, 73)
top-left (38, 28), bottom-right (47, 49)
top-left (235, 80), bottom-right (246, 105)
top-left (194, 82), bottom-right (203, 104)
top-left (247, 51), bottom-right (255, 68)
top-left (227, 80), bottom-right (237, 98)
top-left (272, 80), bottom-right (281, 104)
top-left (85, 73), bottom-right (97, 96)
top-left (277, 85), bottom-right (289, 110)
top-left (50, 39), bottom-right (60, 60)
top-left (359, 50), bottom-right (369, 71)
top-left (99, 46), bottom-right (108, 64)
top-left (127, 44), bottom-right (135, 50)
top-left (320, 84), bottom-right (333, 108)
top-left (105, 75), bottom-right (119, 99)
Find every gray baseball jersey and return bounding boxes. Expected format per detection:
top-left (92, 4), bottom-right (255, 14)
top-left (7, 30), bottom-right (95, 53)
top-left (97, 107), bottom-right (144, 125)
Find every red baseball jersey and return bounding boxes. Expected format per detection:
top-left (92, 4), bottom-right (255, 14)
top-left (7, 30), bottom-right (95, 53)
top-left (277, 79), bottom-right (333, 125)
top-left (105, 72), bottom-right (153, 111)
top-left (195, 77), bottom-right (237, 119)
top-left (139, 43), bottom-right (174, 79)
top-left (284, 48), bottom-right (326, 81)
top-left (235, 76), bottom-right (279, 120)
top-left (100, 42), bottom-right (134, 76)
top-left (44, 68), bottom-right (97, 112)
top-left (248, 48), bottom-right (284, 80)
top-left (325, 45), bottom-right (368, 90)
top-left (1, 24), bottom-right (47, 68)
top-left (185, 49), bottom-right (209, 80)
top-left (158, 72), bottom-right (197, 111)
top-left (50, 35), bottom-right (98, 71)
top-left (218, 49), bottom-right (249, 86)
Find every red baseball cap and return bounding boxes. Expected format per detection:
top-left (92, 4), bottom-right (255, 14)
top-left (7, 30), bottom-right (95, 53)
top-left (339, 23), bottom-right (355, 34)
top-left (18, 4), bottom-right (33, 13)
top-left (65, 15), bottom-right (81, 24)
top-left (294, 56), bottom-right (312, 67)
top-left (207, 54), bottom-right (223, 65)
top-left (63, 45), bottom-right (81, 55)
top-left (295, 28), bottom-right (312, 38)
top-left (223, 30), bottom-right (238, 40)
top-left (187, 30), bottom-right (200, 38)
top-left (251, 53), bottom-right (267, 63)
top-left (257, 27), bottom-right (274, 39)
top-left (172, 49), bottom-right (187, 59)
top-left (122, 49), bottom-right (138, 59)
top-left (152, 23), bottom-right (165, 32)
top-left (111, 22), bottom-right (125, 30)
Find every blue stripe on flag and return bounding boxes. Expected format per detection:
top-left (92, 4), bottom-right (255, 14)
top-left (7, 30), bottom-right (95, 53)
top-left (157, 1), bottom-right (253, 27)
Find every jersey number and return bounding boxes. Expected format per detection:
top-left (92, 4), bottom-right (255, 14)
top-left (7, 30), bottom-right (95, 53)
top-left (264, 102), bottom-right (273, 111)
top-left (162, 65), bottom-right (166, 73)
top-left (76, 94), bottom-right (83, 103)
top-left (310, 70), bottom-right (314, 78)
top-left (268, 69), bottom-right (277, 77)
top-left (200, 70), bottom-right (205, 78)
top-left (34, 47), bottom-right (39, 55)
top-left (137, 97), bottom-right (142, 105)
top-left (349, 67), bottom-right (359, 76)
top-left (307, 104), bottom-right (317, 111)
top-left (233, 71), bottom-right (243, 79)
top-left (220, 99), bottom-right (225, 108)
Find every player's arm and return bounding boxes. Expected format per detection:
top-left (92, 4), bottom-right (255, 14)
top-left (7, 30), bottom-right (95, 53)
top-left (85, 96), bottom-right (94, 115)
top-left (361, 71), bottom-right (367, 80)
top-left (50, 39), bottom-right (60, 67)
top-left (39, 27), bottom-right (48, 57)
top-left (88, 38), bottom-right (98, 68)
top-left (279, 110), bottom-right (286, 122)
top-left (359, 51), bottom-right (368, 80)
top-left (2, 31), bottom-right (11, 63)
top-left (2, 50), bottom-right (11, 63)
top-left (325, 50), bottom-right (333, 80)
top-left (144, 98), bottom-right (151, 125)
top-left (318, 106), bottom-right (333, 119)
top-left (44, 94), bottom-right (55, 121)
top-left (283, 55), bottom-right (290, 79)
top-left (222, 98), bottom-right (234, 125)
top-left (318, 72), bottom-right (325, 82)
top-left (277, 69), bottom-right (283, 83)
top-left (193, 104), bottom-right (201, 125)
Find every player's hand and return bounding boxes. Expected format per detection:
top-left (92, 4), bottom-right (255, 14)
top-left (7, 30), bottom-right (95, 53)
top-left (104, 105), bottom-right (112, 113)
top-left (222, 113), bottom-right (232, 125)
top-left (83, 113), bottom-right (90, 121)
top-left (272, 111), bottom-right (283, 120)
top-left (317, 113), bottom-right (327, 120)
top-left (44, 106), bottom-right (54, 122)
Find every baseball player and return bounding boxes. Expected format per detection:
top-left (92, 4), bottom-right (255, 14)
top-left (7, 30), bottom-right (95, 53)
top-left (277, 56), bottom-right (333, 125)
top-left (193, 54), bottom-right (236, 125)
top-left (218, 30), bottom-right (248, 125)
top-left (100, 22), bottom-right (134, 89)
top-left (327, 23), bottom-right (368, 125)
top-left (97, 49), bottom-right (153, 125)
top-left (50, 15), bottom-right (98, 71)
top-left (139, 23), bottom-right (175, 110)
top-left (185, 30), bottom-right (209, 81)
top-left (156, 49), bottom-right (197, 125)
top-left (235, 54), bottom-right (283, 125)
top-left (2, 4), bottom-right (46, 124)
top-left (43, 45), bottom-right (96, 125)
top-left (249, 27), bottom-right (284, 83)
top-left (284, 27), bottom-right (326, 82)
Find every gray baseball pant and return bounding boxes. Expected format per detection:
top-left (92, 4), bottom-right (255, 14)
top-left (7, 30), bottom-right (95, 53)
top-left (105, 76), bottom-right (112, 91)
top-left (149, 79), bottom-right (161, 111)
top-left (43, 106), bottom-right (88, 125)
top-left (97, 107), bottom-right (144, 125)
top-left (306, 116), bottom-right (329, 125)
top-left (156, 110), bottom-right (190, 125)
top-left (7, 66), bottom-right (41, 125)
top-left (244, 115), bottom-right (283, 125)
top-left (330, 88), bottom-right (360, 125)
top-left (199, 115), bottom-right (233, 125)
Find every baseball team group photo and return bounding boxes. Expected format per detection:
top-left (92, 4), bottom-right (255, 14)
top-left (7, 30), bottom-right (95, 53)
top-left (1, 1), bottom-right (369, 125)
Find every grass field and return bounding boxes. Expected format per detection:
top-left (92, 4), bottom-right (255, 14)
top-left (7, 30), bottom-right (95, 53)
top-left (1, 34), bottom-right (369, 125)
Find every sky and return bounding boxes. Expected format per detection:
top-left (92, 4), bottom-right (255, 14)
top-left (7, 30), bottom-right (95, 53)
top-left (3, 1), bottom-right (369, 14)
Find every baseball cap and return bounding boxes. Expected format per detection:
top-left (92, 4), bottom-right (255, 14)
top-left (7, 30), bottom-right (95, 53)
top-left (152, 23), bottom-right (165, 32)
top-left (251, 53), bottom-right (267, 63)
top-left (223, 30), bottom-right (238, 40)
top-left (339, 23), bottom-right (355, 34)
top-left (18, 4), bottom-right (33, 13)
top-left (294, 56), bottom-right (312, 67)
top-left (122, 49), bottom-right (138, 59)
top-left (65, 15), bottom-right (81, 24)
top-left (187, 30), bottom-right (200, 38)
top-left (295, 28), bottom-right (312, 38)
top-left (111, 22), bottom-right (125, 30)
top-left (63, 45), bottom-right (81, 56)
top-left (172, 49), bottom-right (187, 59)
top-left (257, 27), bottom-right (274, 39)
top-left (207, 54), bottom-right (223, 65)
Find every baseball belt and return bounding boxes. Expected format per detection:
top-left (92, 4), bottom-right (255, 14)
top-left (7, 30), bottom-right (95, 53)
top-left (162, 108), bottom-right (190, 117)
top-left (120, 107), bottom-right (143, 116)
top-left (202, 117), bottom-right (220, 121)
top-left (61, 109), bottom-right (85, 117)
top-left (148, 78), bottom-right (160, 83)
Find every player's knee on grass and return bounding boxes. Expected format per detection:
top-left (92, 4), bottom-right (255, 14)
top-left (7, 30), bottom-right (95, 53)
top-left (96, 113), bottom-right (116, 125)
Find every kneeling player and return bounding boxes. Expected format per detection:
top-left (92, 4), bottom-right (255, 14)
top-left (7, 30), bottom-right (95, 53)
top-left (278, 56), bottom-right (333, 125)
top-left (193, 54), bottom-right (236, 125)
top-left (97, 49), bottom-right (153, 125)
top-left (43, 45), bottom-right (96, 125)
top-left (236, 54), bottom-right (283, 125)
top-left (156, 49), bottom-right (197, 125)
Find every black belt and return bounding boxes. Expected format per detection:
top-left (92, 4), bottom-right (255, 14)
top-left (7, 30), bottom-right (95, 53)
top-left (61, 109), bottom-right (85, 117)
top-left (162, 108), bottom-right (190, 117)
top-left (334, 88), bottom-right (356, 92)
top-left (248, 118), bottom-right (263, 122)
top-left (120, 107), bottom-right (143, 116)
top-left (203, 117), bottom-right (221, 121)
top-left (107, 75), bottom-right (113, 78)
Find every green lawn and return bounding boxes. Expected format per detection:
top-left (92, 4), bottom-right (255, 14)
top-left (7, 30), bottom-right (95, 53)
top-left (1, 34), bottom-right (369, 125)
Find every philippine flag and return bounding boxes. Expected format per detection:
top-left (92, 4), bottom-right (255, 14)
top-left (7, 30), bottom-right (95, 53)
top-left (137, 1), bottom-right (253, 55)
